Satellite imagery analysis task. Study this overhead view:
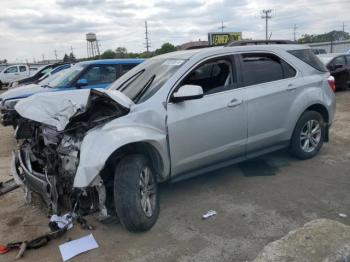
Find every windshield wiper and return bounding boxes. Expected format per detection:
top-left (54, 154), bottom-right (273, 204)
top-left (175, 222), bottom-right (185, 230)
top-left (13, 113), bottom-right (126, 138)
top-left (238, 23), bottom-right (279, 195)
top-left (133, 75), bottom-right (156, 103)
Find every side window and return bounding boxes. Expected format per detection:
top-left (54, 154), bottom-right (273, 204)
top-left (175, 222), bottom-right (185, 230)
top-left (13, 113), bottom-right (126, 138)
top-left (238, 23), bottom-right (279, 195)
top-left (80, 65), bottom-right (117, 85)
top-left (4, 66), bottom-right (18, 73)
top-left (240, 53), bottom-right (295, 86)
top-left (19, 66), bottom-right (27, 72)
top-left (333, 56), bottom-right (346, 66)
top-left (121, 64), bottom-right (138, 75)
top-left (180, 56), bottom-right (236, 95)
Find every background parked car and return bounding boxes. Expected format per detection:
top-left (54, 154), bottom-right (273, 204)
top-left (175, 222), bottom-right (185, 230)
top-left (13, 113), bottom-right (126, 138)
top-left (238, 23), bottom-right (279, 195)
top-left (312, 48), bottom-right (327, 55)
top-left (0, 64), bottom-right (31, 88)
top-left (318, 53), bottom-right (350, 90)
top-left (0, 59), bottom-right (143, 126)
top-left (9, 63), bottom-right (71, 88)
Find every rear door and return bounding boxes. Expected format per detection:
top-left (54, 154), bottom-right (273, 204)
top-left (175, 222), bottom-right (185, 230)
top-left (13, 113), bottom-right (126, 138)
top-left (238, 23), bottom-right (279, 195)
top-left (18, 65), bottom-right (28, 78)
top-left (167, 55), bottom-right (247, 176)
top-left (237, 52), bottom-right (298, 153)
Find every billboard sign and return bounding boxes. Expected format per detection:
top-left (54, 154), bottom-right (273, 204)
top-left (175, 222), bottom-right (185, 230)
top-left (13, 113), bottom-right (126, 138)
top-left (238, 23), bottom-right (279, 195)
top-left (208, 32), bottom-right (242, 46)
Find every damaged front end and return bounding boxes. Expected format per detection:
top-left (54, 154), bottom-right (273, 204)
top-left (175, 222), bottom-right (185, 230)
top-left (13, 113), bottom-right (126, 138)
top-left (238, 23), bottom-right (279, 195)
top-left (12, 89), bottom-right (131, 216)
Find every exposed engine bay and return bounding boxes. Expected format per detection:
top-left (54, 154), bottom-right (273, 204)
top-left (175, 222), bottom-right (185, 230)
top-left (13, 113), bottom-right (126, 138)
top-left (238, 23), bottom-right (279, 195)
top-left (12, 89), bottom-right (130, 217)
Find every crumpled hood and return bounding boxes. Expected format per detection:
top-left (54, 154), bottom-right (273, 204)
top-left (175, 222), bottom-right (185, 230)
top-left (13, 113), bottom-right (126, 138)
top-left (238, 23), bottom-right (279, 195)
top-left (15, 88), bottom-right (133, 131)
top-left (0, 84), bottom-right (48, 101)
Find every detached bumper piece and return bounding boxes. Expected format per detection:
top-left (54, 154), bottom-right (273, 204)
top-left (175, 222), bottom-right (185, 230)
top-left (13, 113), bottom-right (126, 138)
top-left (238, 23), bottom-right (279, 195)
top-left (0, 109), bottom-right (19, 126)
top-left (11, 150), bottom-right (59, 213)
top-left (0, 179), bottom-right (19, 196)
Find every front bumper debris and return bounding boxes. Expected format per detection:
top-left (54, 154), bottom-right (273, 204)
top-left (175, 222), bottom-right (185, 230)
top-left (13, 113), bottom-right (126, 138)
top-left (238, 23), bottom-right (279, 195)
top-left (11, 150), bottom-right (59, 213)
top-left (0, 108), bottom-right (18, 126)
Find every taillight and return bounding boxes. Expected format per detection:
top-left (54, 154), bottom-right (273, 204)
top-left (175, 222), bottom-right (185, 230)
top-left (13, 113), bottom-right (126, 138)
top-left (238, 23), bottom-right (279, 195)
top-left (327, 76), bottom-right (336, 92)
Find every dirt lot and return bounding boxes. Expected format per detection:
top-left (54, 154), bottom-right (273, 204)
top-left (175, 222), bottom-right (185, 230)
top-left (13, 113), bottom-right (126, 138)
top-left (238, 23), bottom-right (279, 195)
top-left (0, 90), bottom-right (349, 262)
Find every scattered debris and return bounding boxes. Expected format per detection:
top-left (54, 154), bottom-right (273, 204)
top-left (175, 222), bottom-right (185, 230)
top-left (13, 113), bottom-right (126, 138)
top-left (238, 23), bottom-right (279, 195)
top-left (0, 220), bottom-right (70, 258)
top-left (202, 210), bottom-right (217, 219)
top-left (59, 234), bottom-right (99, 261)
top-left (50, 213), bottom-right (73, 230)
top-left (339, 213), bottom-right (348, 218)
top-left (0, 178), bottom-right (19, 196)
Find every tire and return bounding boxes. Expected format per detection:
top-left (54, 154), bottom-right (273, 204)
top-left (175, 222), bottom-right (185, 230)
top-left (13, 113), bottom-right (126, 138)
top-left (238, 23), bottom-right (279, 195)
top-left (289, 111), bottom-right (325, 159)
top-left (114, 154), bottom-right (159, 232)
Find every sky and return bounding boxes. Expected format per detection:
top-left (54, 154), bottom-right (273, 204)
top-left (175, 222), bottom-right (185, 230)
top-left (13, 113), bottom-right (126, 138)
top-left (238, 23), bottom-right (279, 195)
top-left (0, 0), bottom-right (349, 62)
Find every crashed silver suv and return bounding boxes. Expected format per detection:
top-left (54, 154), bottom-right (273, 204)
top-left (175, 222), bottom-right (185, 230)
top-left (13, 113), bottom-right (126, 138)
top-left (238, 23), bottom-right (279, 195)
top-left (12, 45), bottom-right (336, 232)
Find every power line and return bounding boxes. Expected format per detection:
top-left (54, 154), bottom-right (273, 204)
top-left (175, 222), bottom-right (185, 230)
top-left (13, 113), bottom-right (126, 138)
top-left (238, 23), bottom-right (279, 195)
top-left (144, 21), bottom-right (151, 53)
top-left (261, 9), bottom-right (272, 40)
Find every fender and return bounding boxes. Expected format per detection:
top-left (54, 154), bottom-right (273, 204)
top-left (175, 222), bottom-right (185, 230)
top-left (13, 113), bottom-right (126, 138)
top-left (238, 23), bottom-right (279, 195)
top-left (73, 123), bottom-right (169, 188)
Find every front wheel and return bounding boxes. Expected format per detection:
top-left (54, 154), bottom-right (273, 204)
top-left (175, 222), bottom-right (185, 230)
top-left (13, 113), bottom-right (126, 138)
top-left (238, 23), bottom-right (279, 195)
top-left (289, 111), bottom-right (325, 159)
top-left (114, 154), bottom-right (159, 232)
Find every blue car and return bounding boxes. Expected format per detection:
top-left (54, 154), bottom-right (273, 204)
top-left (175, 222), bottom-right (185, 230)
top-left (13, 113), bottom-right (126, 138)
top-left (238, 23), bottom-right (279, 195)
top-left (0, 59), bottom-right (143, 126)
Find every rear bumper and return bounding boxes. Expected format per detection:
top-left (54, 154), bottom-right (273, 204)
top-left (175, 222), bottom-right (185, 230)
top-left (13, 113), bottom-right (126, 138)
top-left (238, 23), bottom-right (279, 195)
top-left (11, 149), bottom-right (58, 213)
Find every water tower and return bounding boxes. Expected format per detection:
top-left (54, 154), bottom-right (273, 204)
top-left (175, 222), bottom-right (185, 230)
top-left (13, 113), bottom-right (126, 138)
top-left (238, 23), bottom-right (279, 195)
top-left (86, 33), bottom-right (100, 58)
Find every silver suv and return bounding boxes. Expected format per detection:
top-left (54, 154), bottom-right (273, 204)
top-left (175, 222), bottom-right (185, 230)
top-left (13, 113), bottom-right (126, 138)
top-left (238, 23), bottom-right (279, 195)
top-left (12, 45), bottom-right (335, 232)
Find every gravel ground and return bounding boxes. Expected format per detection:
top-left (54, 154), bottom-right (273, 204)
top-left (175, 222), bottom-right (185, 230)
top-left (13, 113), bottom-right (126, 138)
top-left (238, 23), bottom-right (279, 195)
top-left (0, 89), bottom-right (349, 262)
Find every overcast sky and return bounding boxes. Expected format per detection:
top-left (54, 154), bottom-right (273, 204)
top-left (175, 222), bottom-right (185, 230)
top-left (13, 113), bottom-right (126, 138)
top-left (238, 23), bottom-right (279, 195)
top-left (0, 0), bottom-right (349, 62)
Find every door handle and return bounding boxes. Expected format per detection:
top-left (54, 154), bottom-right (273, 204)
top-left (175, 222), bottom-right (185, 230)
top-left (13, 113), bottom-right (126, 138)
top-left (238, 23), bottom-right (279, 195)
top-left (227, 98), bottom-right (242, 108)
top-left (286, 83), bottom-right (296, 91)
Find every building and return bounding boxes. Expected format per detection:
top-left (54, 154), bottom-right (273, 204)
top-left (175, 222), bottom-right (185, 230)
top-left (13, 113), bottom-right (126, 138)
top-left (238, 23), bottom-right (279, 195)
top-left (307, 39), bottom-right (350, 53)
top-left (177, 40), bottom-right (209, 50)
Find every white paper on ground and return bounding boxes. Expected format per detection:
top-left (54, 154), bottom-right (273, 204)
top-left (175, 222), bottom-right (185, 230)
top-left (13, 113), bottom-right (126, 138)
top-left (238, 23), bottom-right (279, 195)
top-left (59, 234), bottom-right (99, 261)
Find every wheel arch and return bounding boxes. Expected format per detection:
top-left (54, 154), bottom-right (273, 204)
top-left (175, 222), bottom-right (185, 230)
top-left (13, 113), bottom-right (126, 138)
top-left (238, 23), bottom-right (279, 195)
top-left (102, 142), bottom-right (166, 183)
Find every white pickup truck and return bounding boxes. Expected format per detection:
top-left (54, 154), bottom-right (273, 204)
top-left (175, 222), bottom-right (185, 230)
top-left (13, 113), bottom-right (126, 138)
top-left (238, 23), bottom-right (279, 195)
top-left (0, 65), bottom-right (30, 88)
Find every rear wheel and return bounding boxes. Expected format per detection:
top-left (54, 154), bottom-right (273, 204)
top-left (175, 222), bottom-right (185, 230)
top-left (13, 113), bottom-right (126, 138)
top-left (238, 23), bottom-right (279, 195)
top-left (289, 111), bottom-right (325, 159)
top-left (114, 154), bottom-right (159, 232)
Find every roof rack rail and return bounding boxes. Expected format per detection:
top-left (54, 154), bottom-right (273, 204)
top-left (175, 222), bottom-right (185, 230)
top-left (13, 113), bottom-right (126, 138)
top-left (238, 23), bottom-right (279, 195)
top-left (226, 40), bottom-right (295, 47)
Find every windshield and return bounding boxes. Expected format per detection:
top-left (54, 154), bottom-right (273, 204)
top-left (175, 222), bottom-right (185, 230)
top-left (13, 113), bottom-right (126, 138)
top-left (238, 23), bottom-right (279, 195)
top-left (109, 58), bottom-right (185, 103)
top-left (43, 64), bottom-right (85, 88)
top-left (39, 69), bottom-right (69, 86)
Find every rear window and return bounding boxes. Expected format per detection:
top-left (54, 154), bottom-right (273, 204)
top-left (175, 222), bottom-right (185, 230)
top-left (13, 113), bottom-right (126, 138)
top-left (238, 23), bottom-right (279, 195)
top-left (288, 49), bottom-right (328, 72)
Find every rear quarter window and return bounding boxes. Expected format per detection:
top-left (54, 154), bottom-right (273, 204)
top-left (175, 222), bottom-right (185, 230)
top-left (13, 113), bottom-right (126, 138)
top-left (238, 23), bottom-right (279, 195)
top-left (288, 49), bottom-right (328, 72)
top-left (240, 53), bottom-right (296, 87)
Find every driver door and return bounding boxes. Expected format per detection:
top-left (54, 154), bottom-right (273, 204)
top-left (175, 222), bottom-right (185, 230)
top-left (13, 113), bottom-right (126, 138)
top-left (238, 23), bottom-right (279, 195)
top-left (167, 55), bottom-right (247, 176)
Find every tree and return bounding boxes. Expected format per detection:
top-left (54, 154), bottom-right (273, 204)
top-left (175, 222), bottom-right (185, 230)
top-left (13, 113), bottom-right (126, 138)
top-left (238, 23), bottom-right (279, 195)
top-left (154, 43), bottom-right (177, 55)
top-left (69, 52), bottom-right (76, 62)
top-left (298, 30), bottom-right (350, 43)
top-left (100, 49), bottom-right (116, 59)
top-left (63, 54), bottom-right (70, 63)
top-left (115, 47), bottom-right (127, 58)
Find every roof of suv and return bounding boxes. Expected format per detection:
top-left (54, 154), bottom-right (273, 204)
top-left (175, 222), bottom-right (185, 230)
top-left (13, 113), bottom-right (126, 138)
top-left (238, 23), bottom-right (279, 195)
top-left (157, 44), bottom-right (308, 60)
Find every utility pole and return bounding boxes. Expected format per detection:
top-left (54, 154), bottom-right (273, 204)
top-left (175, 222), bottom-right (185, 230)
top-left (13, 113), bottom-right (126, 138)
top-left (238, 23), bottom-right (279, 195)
top-left (218, 21), bottom-right (226, 32)
top-left (144, 21), bottom-right (150, 53)
top-left (293, 24), bottom-right (297, 42)
top-left (42, 54), bottom-right (45, 62)
top-left (261, 9), bottom-right (272, 40)
top-left (342, 22), bottom-right (346, 33)
top-left (54, 50), bottom-right (58, 60)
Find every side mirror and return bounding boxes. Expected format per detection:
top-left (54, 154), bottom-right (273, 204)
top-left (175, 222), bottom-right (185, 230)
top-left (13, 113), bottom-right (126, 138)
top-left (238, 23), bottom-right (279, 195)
top-left (76, 78), bottom-right (88, 88)
top-left (172, 85), bottom-right (204, 103)
top-left (334, 64), bottom-right (344, 70)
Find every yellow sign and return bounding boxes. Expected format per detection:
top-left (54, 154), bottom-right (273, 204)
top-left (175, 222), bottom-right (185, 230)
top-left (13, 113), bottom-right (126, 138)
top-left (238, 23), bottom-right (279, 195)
top-left (209, 32), bottom-right (242, 46)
